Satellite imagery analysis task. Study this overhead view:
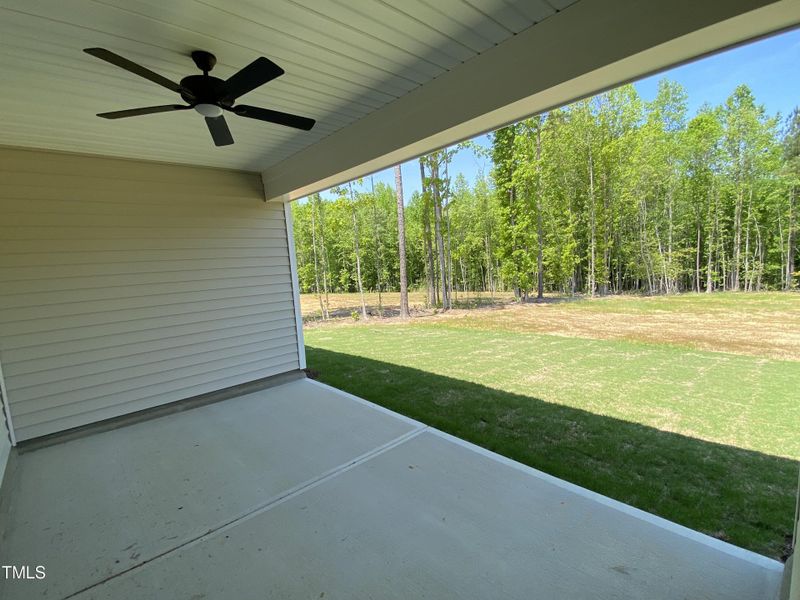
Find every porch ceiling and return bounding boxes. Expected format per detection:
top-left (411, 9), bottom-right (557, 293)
top-left (0, 379), bottom-right (783, 600)
top-left (0, 0), bottom-right (572, 172)
top-left (0, 0), bottom-right (797, 198)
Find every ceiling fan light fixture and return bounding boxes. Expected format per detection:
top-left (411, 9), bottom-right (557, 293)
top-left (194, 103), bottom-right (223, 118)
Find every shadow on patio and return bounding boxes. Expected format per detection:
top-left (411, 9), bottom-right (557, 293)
top-left (307, 346), bottom-right (798, 560)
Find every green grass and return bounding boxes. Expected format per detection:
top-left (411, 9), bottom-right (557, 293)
top-left (305, 320), bottom-right (799, 558)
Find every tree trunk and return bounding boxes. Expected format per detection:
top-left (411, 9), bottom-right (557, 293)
top-left (394, 165), bottom-right (410, 318)
top-left (317, 199), bottom-right (331, 318)
top-left (754, 216), bottom-right (763, 291)
top-left (460, 258), bottom-right (468, 298)
top-left (705, 186), bottom-right (716, 293)
top-left (788, 185), bottom-right (796, 290)
top-left (588, 147), bottom-right (596, 297)
top-left (369, 177), bottom-right (384, 317)
top-left (667, 188), bottom-right (674, 293)
top-left (744, 189), bottom-right (752, 292)
top-left (536, 126), bottom-right (545, 301)
top-left (639, 193), bottom-right (655, 294)
top-left (510, 186), bottom-right (521, 300)
top-left (485, 234), bottom-right (494, 297)
top-left (353, 213), bottom-right (368, 318)
top-left (347, 183), bottom-right (368, 320)
top-left (420, 159), bottom-right (437, 306)
top-left (600, 171), bottom-right (610, 296)
top-left (719, 202), bottom-right (727, 289)
top-left (310, 196), bottom-right (328, 319)
top-left (431, 159), bottom-right (450, 310)
top-left (695, 221), bottom-right (701, 293)
top-left (778, 213), bottom-right (786, 290)
top-left (351, 212), bottom-right (368, 321)
top-left (446, 198), bottom-right (454, 306)
top-left (732, 187), bottom-right (743, 290)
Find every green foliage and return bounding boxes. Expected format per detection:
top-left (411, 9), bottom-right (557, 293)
top-left (293, 80), bottom-right (799, 297)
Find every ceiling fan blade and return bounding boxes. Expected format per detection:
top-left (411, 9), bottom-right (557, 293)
top-left (230, 105), bottom-right (315, 131)
top-left (97, 105), bottom-right (191, 119)
top-left (205, 116), bottom-right (234, 146)
top-left (220, 57), bottom-right (284, 102)
top-left (84, 48), bottom-right (191, 98)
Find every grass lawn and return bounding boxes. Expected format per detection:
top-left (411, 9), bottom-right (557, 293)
top-left (303, 292), bottom-right (800, 558)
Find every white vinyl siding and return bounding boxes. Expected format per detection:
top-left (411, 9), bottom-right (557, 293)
top-left (0, 148), bottom-right (300, 441)
top-left (0, 394), bottom-right (10, 484)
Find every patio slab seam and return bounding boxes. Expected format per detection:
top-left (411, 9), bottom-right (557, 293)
top-left (63, 424), bottom-right (428, 600)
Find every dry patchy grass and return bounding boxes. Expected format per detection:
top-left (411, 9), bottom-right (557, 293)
top-left (304, 291), bottom-right (800, 361)
top-left (300, 290), bottom-right (515, 320)
top-left (431, 292), bottom-right (800, 361)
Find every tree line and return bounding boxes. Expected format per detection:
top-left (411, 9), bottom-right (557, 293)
top-left (292, 80), bottom-right (800, 316)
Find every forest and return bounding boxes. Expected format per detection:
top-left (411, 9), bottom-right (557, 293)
top-left (292, 80), bottom-right (800, 314)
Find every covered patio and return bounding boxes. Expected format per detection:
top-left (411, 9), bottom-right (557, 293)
top-left (0, 377), bottom-right (783, 599)
top-left (0, 0), bottom-right (798, 598)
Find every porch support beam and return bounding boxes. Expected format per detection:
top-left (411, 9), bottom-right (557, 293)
top-left (261, 0), bottom-right (799, 202)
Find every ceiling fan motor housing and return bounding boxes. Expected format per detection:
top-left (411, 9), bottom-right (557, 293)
top-left (179, 75), bottom-right (232, 107)
top-left (182, 51), bottom-right (232, 108)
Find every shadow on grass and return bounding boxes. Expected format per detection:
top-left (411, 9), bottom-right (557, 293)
top-left (307, 346), bottom-right (798, 560)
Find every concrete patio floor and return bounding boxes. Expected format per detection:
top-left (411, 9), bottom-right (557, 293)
top-left (0, 377), bottom-right (784, 600)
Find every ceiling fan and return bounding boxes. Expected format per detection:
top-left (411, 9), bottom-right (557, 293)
top-left (83, 48), bottom-right (316, 147)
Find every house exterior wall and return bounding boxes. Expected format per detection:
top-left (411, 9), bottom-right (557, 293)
top-left (0, 148), bottom-right (301, 441)
top-left (0, 405), bottom-right (9, 486)
top-left (792, 472), bottom-right (800, 600)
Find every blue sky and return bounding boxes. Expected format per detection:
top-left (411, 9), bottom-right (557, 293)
top-left (319, 27), bottom-right (800, 203)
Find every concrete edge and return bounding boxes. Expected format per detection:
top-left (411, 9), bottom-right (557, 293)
top-left (431, 428), bottom-right (785, 572)
top-left (17, 370), bottom-right (307, 453)
top-left (309, 378), bottom-right (784, 573)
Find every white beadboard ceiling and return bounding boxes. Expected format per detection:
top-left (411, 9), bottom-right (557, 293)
top-left (0, 0), bottom-right (576, 172)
